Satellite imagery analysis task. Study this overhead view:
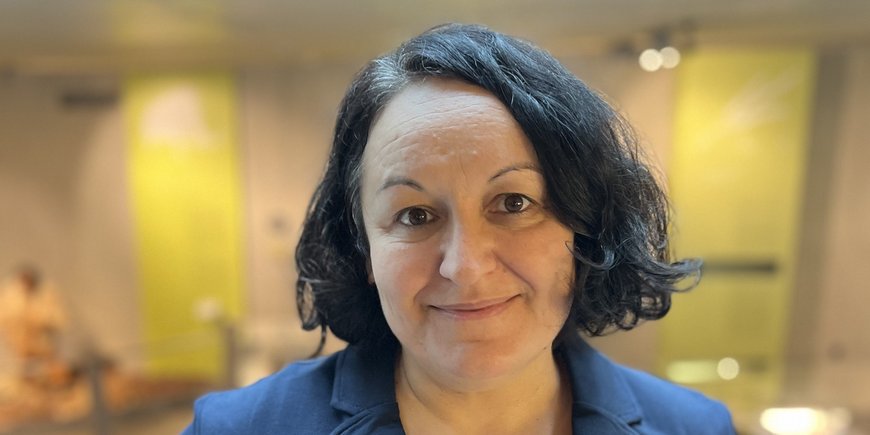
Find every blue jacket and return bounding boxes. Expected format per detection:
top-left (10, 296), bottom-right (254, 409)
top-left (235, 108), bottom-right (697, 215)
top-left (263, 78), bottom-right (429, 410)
top-left (183, 338), bottom-right (735, 434)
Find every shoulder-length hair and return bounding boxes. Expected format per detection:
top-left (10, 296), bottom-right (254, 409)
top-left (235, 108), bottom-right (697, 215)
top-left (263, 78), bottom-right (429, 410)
top-left (295, 23), bottom-right (700, 350)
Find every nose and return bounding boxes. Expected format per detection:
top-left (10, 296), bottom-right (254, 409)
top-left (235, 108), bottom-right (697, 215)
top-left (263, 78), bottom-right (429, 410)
top-left (438, 218), bottom-right (497, 287)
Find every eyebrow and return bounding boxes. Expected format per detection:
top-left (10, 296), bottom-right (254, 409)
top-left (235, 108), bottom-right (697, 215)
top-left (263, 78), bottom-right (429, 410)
top-left (378, 177), bottom-right (424, 193)
top-left (377, 162), bottom-right (542, 193)
top-left (488, 162), bottom-right (542, 181)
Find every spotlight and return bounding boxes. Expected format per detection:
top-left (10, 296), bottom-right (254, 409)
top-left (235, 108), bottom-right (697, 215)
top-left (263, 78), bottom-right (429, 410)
top-left (660, 46), bottom-right (681, 69)
top-left (716, 357), bottom-right (739, 380)
top-left (760, 407), bottom-right (852, 435)
top-left (639, 48), bottom-right (663, 72)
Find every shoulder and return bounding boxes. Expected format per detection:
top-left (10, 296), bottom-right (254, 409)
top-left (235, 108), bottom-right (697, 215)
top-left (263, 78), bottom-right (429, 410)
top-left (616, 365), bottom-right (735, 434)
top-left (562, 338), bottom-right (734, 434)
top-left (183, 352), bottom-right (343, 435)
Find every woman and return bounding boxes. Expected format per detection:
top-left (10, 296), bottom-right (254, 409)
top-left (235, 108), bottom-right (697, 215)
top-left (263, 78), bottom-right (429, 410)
top-left (185, 24), bottom-right (734, 434)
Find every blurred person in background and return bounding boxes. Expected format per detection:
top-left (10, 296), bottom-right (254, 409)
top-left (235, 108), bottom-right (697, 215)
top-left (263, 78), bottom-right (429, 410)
top-left (0, 264), bottom-right (71, 389)
top-left (184, 24), bottom-right (735, 434)
top-left (0, 264), bottom-right (80, 426)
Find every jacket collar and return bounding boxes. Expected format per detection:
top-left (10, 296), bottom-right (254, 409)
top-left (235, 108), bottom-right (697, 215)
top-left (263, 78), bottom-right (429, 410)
top-left (559, 335), bottom-right (643, 427)
top-left (330, 342), bottom-right (400, 415)
top-left (330, 337), bottom-right (643, 429)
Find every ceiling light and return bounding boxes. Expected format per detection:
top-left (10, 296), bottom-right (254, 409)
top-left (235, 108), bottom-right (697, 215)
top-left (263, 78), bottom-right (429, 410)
top-left (716, 357), bottom-right (739, 380)
top-left (660, 46), bottom-right (681, 69)
top-left (760, 407), bottom-right (851, 435)
top-left (639, 48), bottom-right (663, 72)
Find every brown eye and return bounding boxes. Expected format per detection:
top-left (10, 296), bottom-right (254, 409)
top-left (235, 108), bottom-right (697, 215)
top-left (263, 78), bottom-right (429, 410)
top-left (399, 207), bottom-right (433, 226)
top-left (503, 194), bottom-right (529, 213)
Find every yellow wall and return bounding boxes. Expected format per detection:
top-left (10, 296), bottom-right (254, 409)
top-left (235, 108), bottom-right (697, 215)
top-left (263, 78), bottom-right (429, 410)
top-left (661, 49), bottom-right (816, 410)
top-left (124, 72), bottom-right (245, 378)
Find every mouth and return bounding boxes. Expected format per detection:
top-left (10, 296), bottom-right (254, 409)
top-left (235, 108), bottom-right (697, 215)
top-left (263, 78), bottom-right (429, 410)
top-left (430, 295), bottom-right (520, 320)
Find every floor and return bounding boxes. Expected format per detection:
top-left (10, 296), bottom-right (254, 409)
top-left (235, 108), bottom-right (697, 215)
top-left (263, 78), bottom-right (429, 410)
top-left (3, 404), bottom-right (193, 435)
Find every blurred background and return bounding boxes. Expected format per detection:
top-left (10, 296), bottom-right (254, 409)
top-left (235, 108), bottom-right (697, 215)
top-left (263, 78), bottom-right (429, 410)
top-left (0, 0), bottom-right (868, 434)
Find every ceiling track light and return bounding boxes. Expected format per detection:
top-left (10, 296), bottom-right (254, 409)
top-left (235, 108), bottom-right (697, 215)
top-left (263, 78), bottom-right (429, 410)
top-left (629, 22), bottom-right (694, 72)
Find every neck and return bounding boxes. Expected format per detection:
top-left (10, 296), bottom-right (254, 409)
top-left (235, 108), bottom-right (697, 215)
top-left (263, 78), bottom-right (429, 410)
top-left (396, 347), bottom-right (572, 434)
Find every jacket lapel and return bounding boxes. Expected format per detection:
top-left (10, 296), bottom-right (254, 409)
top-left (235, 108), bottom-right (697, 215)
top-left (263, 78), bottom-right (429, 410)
top-left (560, 336), bottom-right (643, 434)
top-left (330, 343), bottom-right (405, 434)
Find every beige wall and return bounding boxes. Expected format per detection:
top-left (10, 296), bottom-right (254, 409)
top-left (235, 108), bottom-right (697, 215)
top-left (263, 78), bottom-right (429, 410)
top-left (802, 48), bottom-right (870, 412)
top-left (0, 58), bottom-right (675, 370)
top-left (564, 56), bottom-right (677, 372)
top-left (0, 75), bottom-right (140, 368)
top-left (237, 65), bottom-right (361, 359)
top-left (0, 47), bottom-right (867, 408)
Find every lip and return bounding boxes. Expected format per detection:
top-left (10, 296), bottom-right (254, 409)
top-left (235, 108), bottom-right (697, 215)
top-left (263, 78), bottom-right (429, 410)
top-left (430, 295), bottom-right (519, 320)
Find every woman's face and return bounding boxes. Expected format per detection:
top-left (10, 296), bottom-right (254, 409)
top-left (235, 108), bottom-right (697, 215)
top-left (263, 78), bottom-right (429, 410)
top-left (360, 79), bottom-right (575, 385)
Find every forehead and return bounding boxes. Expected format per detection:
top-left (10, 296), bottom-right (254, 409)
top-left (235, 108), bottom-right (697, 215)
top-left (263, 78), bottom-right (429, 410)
top-left (362, 79), bottom-right (535, 174)
top-left (371, 79), bottom-right (510, 133)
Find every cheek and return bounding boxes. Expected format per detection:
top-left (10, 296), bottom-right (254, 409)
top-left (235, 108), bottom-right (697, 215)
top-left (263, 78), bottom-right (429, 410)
top-left (369, 240), bottom-right (438, 310)
top-left (507, 226), bottom-right (575, 308)
top-left (554, 240), bottom-right (577, 300)
top-left (542, 251), bottom-right (575, 312)
top-left (535, 253), bottom-right (575, 332)
top-left (550, 262), bottom-right (576, 317)
top-left (369, 240), bottom-right (442, 345)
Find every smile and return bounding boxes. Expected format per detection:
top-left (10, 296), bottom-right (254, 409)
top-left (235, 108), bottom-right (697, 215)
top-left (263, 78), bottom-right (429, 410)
top-left (430, 295), bottom-right (520, 320)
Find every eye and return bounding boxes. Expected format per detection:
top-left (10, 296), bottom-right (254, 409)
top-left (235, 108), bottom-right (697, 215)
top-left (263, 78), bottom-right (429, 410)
top-left (397, 207), bottom-right (436, 226)
top-left (500, 193), bottom-right (532, 213)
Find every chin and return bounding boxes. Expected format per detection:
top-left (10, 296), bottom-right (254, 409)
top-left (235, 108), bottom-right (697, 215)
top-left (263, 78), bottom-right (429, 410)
top-left (433, 336), bottom-right (551, 387)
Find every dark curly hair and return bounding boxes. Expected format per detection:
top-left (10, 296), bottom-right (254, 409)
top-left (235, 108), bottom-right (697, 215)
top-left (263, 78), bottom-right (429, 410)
top-left (295, 23), bottom-right (700, 352)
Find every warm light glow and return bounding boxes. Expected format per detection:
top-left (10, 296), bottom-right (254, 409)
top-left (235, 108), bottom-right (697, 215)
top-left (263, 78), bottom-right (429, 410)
top-left (141, 85), bottom-right (215, 147)
top-left (194, 297), bottom-right (223, 322)
top-left (761, 408), bottom-right (824, 434)
top-left (660, 46), bottom-right (681, 69)
top-left (639, 48), bottom-right (663, 72)
top-left (717, 357), bottom-right (740, 380)
top-left (665, 360), bottom-right (719, 384)
top-left (760, 407), bottom-right (852, 435)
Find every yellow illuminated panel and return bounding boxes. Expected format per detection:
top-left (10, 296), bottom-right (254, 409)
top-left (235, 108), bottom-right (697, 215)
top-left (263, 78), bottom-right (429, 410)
top-left (124, 72), bottom-right (245, 379)
top-left (661, 50), bottom-right (815, 411)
